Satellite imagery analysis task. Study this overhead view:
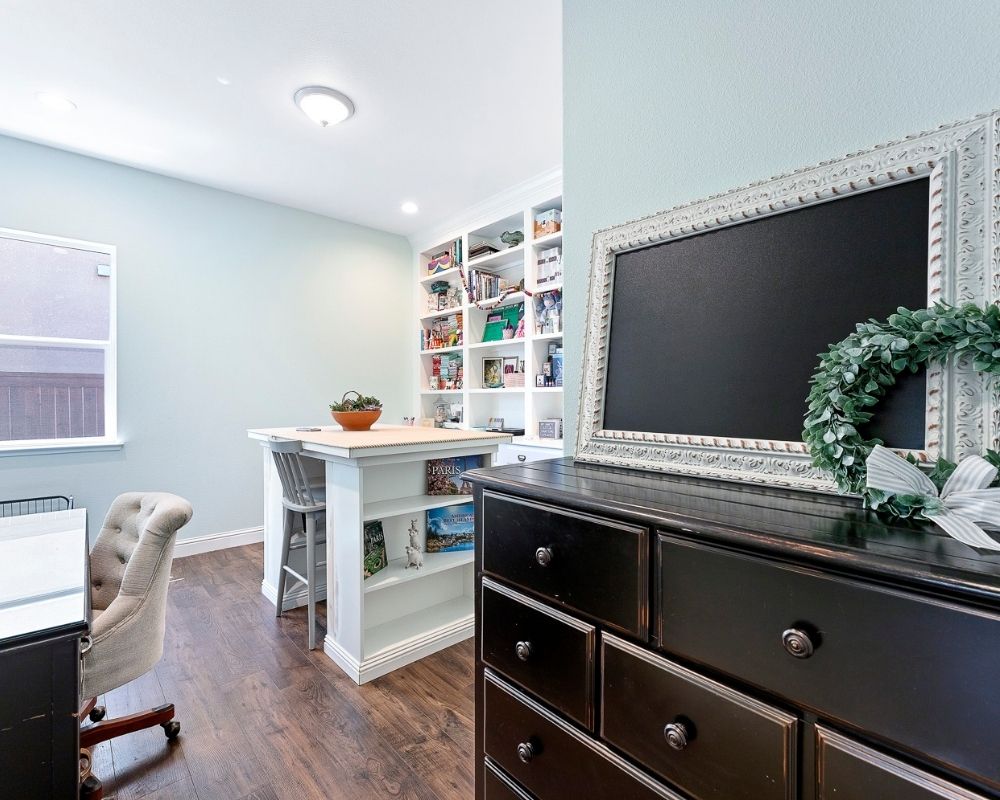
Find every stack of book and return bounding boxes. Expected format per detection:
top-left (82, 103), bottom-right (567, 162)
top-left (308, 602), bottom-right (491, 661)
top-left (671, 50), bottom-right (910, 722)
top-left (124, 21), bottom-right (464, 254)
top-left (422, 312), bottom-right (463, 350)
top-left (430, 353), bottom-right (463, 390)
top-left (468, 239), bottom-right (499, 261)
top-left (426, 238), bottom-right (463, 275)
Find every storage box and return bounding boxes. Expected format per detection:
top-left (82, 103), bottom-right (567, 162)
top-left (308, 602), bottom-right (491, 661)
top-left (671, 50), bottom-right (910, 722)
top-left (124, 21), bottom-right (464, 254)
top-left (534, 209), bottom-right (562, 238)
top-left (538, 418), bottom-right (563, 439)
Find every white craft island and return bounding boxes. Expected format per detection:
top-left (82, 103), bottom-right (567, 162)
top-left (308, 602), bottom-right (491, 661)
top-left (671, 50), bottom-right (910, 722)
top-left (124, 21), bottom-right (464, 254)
top-left (247, 424), bottom-right (510, 683)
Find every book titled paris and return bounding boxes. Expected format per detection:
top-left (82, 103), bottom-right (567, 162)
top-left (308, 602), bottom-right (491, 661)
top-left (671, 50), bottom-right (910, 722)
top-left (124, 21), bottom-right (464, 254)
top-left (425, 503), bottom-right (475, 552)
top-left (426, 455), bottom-right (482, 495)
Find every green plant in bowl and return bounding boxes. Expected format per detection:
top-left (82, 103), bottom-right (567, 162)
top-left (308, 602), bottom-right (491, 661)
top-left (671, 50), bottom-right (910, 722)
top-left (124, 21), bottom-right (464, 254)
top-left (329, 391), bottom-right (383, 431)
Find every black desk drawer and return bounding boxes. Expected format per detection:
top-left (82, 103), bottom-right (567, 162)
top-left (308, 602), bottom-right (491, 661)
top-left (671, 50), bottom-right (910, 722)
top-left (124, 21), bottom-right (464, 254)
top-left (485, 759), bottom-right (535, 800)
top-left (484, 671), bottom-right (681, 800)
top-left (815, 726), bottom-right (990, 800)
top-left (602, 634), bottom-right (797, 800)
top-left (482, 579), bottom-right (596, 729)
top-left (657, 535), bottom-right (1000, 790)
top-left (483, 492), bottom-right (648, 637)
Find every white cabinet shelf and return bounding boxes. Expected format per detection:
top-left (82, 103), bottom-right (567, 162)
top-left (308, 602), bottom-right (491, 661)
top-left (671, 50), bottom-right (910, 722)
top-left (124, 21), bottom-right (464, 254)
top-left (414, 184), bottom-right (564, 443)
top-left (363, 492), bottom-right (471, 521)
top-left (363, 550), bottom-right (474, 594)
top-left (364, 596), bottom-right (473, 660)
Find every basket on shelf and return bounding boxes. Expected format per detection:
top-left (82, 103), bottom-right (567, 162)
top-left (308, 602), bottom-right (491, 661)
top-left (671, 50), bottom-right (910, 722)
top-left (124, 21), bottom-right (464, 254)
top-left (330, 391), bottom-right (382, 432)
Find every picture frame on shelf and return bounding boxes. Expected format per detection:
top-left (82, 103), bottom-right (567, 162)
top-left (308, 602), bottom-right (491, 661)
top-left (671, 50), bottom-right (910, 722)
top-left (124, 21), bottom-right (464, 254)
top-left (487, 417), bottom-right (505, 431)
top-left (536, 375), bottom-right (545, 387)
top-left (483, 357), bottom-right (503, 388)
top-left (502, 356), bottom-right (519, 375)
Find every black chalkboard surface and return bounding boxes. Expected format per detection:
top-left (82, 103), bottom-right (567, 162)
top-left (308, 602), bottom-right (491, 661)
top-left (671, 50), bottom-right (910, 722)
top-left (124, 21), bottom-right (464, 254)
top-left (603, 178), bottom-right (929, 449)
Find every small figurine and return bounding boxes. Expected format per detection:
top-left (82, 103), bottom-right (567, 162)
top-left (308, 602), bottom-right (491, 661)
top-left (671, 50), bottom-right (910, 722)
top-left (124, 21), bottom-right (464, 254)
top-left (500, 230), bottom-right (524, 248)
top-left (514, 317), bottom-right (525, 339)
top-left (405, 545), bottom-right (423, 569)
top-left (408, 520), bottom-right (420, 550)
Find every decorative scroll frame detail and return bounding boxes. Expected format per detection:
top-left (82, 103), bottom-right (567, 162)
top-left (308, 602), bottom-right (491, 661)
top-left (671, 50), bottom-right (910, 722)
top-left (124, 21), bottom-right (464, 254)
top-left (576, 111), bottom-right (1000, 492)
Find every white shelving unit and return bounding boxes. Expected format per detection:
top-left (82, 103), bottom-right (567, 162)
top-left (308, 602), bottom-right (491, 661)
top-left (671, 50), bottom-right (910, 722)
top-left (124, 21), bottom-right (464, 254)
top-left (413, 179), bottom-right (565, 462)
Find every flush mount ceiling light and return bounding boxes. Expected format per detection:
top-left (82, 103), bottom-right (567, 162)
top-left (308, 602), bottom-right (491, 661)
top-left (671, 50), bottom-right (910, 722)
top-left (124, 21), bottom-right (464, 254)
top-left (293, 86), bottom-right (354, 127)
top-left (36, 92), bottom-right (77, 112)
top-left (401, 201), bottom-right (419, 215)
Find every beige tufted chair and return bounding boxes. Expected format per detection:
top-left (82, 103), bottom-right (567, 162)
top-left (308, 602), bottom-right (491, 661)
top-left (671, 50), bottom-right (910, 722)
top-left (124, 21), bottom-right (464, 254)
top-left (78, 492), bottom-right (192, 794)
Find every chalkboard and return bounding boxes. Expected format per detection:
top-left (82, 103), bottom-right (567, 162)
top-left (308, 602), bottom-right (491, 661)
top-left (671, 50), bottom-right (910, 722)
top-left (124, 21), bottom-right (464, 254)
top-left (603, 178), bottom-right (929, 449)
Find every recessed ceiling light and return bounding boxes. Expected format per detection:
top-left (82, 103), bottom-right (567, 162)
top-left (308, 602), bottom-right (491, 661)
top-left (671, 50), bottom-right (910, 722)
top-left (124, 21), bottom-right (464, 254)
top-left (216, 76), bottom-right (232, 86)
top-left (293, 86), bottom-right (354, 127)
top-left (401, 201), bottom-right (419, 215)
top-left (36, 92), bottom-right (76, 112)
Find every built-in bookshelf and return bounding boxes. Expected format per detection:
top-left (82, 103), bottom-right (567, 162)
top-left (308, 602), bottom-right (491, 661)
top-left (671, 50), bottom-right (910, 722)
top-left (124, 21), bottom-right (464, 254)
top-left (414, 177), bottom-right (565, 455)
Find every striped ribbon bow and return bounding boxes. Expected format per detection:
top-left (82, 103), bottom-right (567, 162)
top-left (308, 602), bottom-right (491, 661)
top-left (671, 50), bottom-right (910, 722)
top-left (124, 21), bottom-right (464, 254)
top-left (866, 445), bottom-right (1000, 551)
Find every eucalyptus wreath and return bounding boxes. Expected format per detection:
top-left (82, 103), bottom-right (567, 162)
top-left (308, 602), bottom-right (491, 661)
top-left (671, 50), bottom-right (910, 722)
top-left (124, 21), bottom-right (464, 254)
top-left (804, 303), bottom-right (1000, 519)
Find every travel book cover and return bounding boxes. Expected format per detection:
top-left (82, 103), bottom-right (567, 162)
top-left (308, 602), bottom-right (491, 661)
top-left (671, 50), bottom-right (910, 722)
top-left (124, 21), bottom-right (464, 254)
top-left (425, 503), bottom-right (475, 552)
top-left (363, 520), bottom-right (388, 578)
top-left (426, 455), bottom-right (482, 495)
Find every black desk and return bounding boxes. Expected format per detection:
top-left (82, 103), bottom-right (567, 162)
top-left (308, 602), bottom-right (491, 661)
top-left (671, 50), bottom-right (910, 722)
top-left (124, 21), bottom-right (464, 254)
top-left (0, 508), bottom-right (90, 799)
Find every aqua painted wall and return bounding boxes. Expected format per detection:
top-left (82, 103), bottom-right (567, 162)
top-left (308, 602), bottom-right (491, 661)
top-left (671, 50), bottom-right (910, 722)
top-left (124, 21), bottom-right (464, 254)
top-left (563, 0), bottom-right (1000, 450)
top-left (0, 135), bottom-right (413, 541)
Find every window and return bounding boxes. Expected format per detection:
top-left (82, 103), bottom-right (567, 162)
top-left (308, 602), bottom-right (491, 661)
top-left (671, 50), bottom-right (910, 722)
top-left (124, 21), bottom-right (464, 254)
top-left (0, 228), bottom-right (117, 449)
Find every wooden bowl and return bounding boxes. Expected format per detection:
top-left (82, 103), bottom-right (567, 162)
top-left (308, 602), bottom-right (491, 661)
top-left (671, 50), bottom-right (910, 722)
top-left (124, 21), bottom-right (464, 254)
top-left (331, 408), bottom-right (382, 432)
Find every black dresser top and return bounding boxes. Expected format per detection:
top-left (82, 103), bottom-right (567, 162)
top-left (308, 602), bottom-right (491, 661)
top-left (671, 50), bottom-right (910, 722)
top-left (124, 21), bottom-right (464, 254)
top-left (467, 457), bottom-right (1000, 608)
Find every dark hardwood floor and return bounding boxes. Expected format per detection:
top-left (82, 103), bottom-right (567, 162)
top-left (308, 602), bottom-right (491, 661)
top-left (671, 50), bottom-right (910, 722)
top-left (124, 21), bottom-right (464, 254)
top-left (88, 544), bottom-right (474, 800)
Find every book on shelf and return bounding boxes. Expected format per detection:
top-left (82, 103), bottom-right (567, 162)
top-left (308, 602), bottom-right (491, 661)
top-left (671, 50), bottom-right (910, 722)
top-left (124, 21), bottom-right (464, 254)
top-left (422, 311), bottom-right (463, 350)
top-left (425, 503), bottom-right (475, 552)
top-left (468, 239), bottom-right (499, 260)
top-left (426, 455), bottom-right (482, 495)
top-left (426, 238), bottom-right (463, 275)
top-left (552, 347), bottom-right (564, 386)
top-left (363, 520), bottom-right (388, 578)
top-left (429, 353), bottom-right (463, 390)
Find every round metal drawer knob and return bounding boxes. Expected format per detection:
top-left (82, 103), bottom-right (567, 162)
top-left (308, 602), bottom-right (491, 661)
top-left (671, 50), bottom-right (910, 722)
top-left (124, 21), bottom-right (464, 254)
top-left (517, 740), bottom-right (537, 763)
top-left (782, 627), bottom-right (815, 659)
top-left (517, 454), bottom-right (527, 462)
top-left (515, 641), bottom-right (533, 662)
top-left (663, 722), bottom-right (690, 751)
top-left (535, 546), bottom-right (553, 567)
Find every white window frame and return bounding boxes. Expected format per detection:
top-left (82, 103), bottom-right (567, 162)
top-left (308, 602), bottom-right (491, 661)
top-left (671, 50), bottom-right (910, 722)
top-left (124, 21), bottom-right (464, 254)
top-left (0, 227), bottom-right (120, 455)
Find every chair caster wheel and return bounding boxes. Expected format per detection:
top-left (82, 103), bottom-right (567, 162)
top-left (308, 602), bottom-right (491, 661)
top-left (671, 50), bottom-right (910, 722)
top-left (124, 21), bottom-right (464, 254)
top-left (89, 705), bottom-right (106, 722)
top-left (161, 720), bottom-right (181, 740)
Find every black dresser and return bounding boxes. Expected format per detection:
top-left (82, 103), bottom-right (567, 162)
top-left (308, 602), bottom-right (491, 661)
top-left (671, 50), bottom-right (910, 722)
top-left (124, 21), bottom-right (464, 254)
top-left (468, 458), bottom-right (1000, 800)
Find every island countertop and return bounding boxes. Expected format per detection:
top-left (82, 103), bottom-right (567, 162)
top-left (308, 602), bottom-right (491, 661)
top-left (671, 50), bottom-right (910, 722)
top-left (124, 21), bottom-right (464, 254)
top-left (247, 423), bottom-right (512, 460)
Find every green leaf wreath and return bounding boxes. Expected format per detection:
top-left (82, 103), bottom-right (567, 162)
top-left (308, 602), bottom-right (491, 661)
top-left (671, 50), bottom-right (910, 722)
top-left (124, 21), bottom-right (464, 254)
top-left (804, 303), bottom-right (1000, 520)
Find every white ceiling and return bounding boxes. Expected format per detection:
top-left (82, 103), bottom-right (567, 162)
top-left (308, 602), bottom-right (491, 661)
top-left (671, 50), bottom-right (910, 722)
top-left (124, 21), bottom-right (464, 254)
top-left (0, 0), bottom-right (562, 237)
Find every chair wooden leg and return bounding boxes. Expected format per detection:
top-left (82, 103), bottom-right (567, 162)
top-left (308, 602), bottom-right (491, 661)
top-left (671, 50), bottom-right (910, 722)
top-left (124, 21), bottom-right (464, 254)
top-left (275, 507), bottom-right (293, 617)
top-left (306, 511), bottom-right (317, 650)
top-left (80, 703), bottom-right (178, 749)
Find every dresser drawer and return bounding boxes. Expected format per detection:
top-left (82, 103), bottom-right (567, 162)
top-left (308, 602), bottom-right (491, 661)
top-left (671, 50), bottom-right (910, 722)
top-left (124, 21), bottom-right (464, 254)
top-left (657, 535), bottom-right (1000, 789)
top-left (601, 634), bottom-right (796, 800)
top-left (482, 578), bottom-right (595, 729)
top-left (483, 492), bottom-right (648, 637)
top-left (484, 671), bottom-right (681, 800)
top-left (485, 759), bottom-right (535, 800)
top-left (816, 726), bottom-right (990, 800)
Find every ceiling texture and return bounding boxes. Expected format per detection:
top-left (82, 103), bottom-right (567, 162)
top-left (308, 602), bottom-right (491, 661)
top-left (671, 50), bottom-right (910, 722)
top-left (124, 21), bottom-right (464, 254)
top-left (0, 0), bottom-right (562, 236)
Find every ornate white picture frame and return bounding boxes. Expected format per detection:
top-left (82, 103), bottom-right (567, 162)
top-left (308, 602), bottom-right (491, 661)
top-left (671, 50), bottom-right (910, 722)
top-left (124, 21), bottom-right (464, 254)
top-left (576, 109), bottom-right (1000, 491)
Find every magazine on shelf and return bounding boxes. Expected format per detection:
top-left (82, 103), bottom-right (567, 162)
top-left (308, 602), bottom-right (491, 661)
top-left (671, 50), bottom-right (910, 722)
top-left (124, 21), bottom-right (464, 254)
top-left (363, 520), bottom-right (388, 578)
top-left (426, 455), bottom-right (482, 495)
top-left (425, 503), bottom-right (475, 552)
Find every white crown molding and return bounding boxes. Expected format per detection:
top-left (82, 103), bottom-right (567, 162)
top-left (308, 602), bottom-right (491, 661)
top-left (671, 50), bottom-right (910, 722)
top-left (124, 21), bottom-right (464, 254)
top-left (409, 166), bottom-right (562, 253)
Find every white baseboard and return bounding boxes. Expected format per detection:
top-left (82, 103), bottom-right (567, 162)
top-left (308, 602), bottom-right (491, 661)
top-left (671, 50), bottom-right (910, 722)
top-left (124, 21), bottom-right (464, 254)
top-left (323, 614), bottom-right (474, 685)
top-left (174, 526), bottom-right (263, 558)
top-left (261, 578), bottom-right (327, 612)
